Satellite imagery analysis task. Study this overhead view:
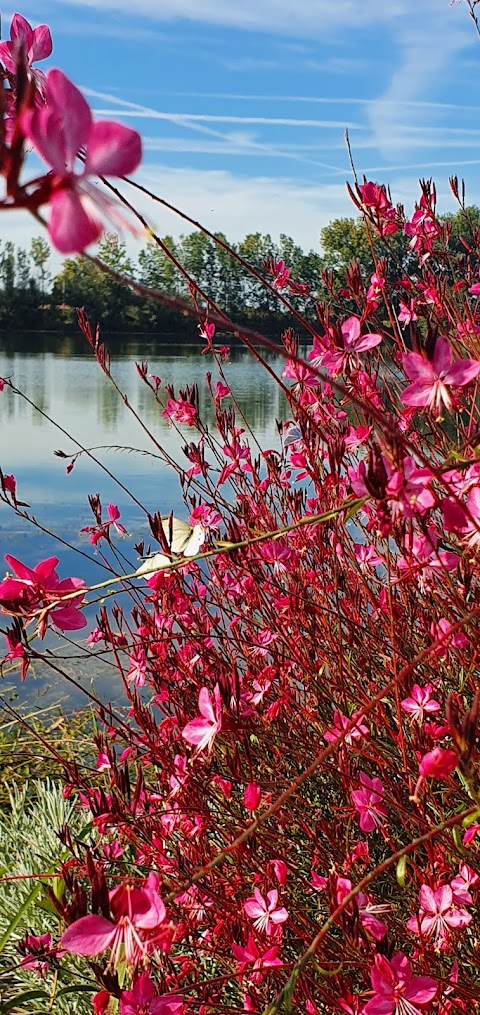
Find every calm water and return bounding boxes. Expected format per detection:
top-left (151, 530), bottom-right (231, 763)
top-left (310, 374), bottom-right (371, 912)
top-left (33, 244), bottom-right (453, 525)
top-left (0, 333), bottom-right (289, 709)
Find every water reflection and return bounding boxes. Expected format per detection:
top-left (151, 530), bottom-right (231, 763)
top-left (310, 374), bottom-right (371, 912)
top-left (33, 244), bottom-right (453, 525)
top-left (0, 334), bottom-right (293, 707)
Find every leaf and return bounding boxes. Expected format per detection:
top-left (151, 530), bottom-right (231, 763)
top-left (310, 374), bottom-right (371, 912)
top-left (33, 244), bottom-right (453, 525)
top-left (396, 855), bottom-right (407, 888)
top-left (344, 496), bottom-right (368, 522)
top-left (0, 989), bottom-right (49, 1013)
top-left (462, 808), bottom-right (480, 827)
top-left (452, 825), bottom-right (467, 855)
top-left (57, 984), bottom-right (99, 997)
top-left (0, 883), bottom-right (43, 953)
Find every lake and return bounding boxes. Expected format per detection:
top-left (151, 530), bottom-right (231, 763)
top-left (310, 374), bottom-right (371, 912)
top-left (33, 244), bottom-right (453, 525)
top-left (0, 333), bottom-right (290, 710)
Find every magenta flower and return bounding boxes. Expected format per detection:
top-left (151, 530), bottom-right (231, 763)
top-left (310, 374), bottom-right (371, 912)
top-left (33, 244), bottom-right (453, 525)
top-left (61, 873), bottom-right (167, 970)
top-left (401, 684), bottom-right (440, 724)
top-left (17, 932), bottom-right (55, 980)
top-left (244, 782), bottom-right (262, 811)
top-left (324, 710), bottom-right (368, 746)
top-left (22, 69), bottom-right (142, 254)
top-left (407, 885), bottom-right (471, 950)
top-left (363, 953), bottom-right (437, 1015)
top-left (351, 772), bottom-right (387, 833)
top-left (126, 646), bottom-right (148, 689)
top-left (401, 337), bottom-right (480, 415)
top-left (398, 299), bottom-right (418, 326)
top-left (418, 748), bottom-right (457, 781)
top-left (385, 457), bottom-right (435, 519)
top-left (0, 13), bottom-right (52, 80)
top-left (162, 397), bottom-right (198, 426)
top-left (182, 685), bottom-right (222, 754)
top-left (311, 316), bottom-right (382, 376)
top-left (450, 864), bottom-right (479, 906)
top-left (335, 878), bottom-right (389, 941)
top-left (120, 975), bottom-right (183, 1015)
top-left (0, 554), bottom-right (86, 634)
top-left (244, 889), bottom-right (288, 936)
top-left (81, 502), bottom-right (128, 545)
top-left (231, 935), bottom-right (282, 984)
top-left (354, 544), bottom-right (383, 570)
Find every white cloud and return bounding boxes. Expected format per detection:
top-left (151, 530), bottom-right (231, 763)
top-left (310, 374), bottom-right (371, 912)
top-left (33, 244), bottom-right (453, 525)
top-left (366, 11), bottom-right (474, 159)
top-left (39, 0), bottom-right (421, 37)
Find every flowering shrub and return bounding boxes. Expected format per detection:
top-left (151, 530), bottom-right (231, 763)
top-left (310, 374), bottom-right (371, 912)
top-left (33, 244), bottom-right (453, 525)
top-left (1, 7), bottom-right (480, 1015)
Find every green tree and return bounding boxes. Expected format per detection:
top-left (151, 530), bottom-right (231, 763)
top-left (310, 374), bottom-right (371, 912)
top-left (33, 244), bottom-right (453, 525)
top-left (30, 237), bottom-right (51, 296)
top-left (52, 234), bottom-right (137, 329)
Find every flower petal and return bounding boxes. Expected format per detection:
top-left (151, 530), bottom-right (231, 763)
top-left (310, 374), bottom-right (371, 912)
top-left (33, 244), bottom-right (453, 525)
top-left (61, 915), bottom-right (116, 956)
top-left (49, 188), bottom-right (103, 255)
top-left (46, 69), bottom-right (92, 166)
top-left (30, 24), bottom-right (53, 61)
top-left (85, 121), bottom-right (142, 177)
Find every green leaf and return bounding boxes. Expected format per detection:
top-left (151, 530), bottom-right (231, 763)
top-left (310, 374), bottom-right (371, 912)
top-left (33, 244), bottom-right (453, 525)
top-left (0, 883), bottom-right (43, 953)
top-left (462, 808), bottom-right (480, 827)
top-left (0, 988), bottom-right (49, 1013)
top-left (57, 984), bottom-right (98, 997)
top-left (452, 825), bottom-right (467, 855)
top-left (396, 855), bottom-right (407, 888)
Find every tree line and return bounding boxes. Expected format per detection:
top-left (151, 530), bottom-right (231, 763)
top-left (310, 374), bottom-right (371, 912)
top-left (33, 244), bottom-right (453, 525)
top-left (1, 205), bottom-right (480, 335)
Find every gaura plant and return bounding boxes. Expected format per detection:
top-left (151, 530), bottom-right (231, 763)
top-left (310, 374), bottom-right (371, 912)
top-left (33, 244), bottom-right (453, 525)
top-left (1, 6), bottom-right (480, 1015)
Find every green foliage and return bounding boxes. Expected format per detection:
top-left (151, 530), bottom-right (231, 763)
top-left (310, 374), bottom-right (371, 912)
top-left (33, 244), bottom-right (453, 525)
top-left (1, 207), bottom-right (480, 336)
top-left (0, 781), bottom-right (91, 1015)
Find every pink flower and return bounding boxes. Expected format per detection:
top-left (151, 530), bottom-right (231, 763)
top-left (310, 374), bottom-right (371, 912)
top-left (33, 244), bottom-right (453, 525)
top-left (23, 70), bottom-right (142, 254)
top-left (81, 503), bottom-right (128, 544)
top-left (418, 748), bottom-right (457, 780)
top-left (244, 782), bottom-right (262, 811)
top-left (401, 337), bottom-right (480, 415)
top-left (17, 932), bottom-right (55, 979)
top-left (396, 533), bottom-right (458, 591)
top-left (4, 626), bottom-right (30, 681)
top-left (401, 685), bottom-right (440, 724)
top-left (95, 751), bottom-right (111, 772)
top-left (450, 864), bottom-right (478, 906)
top-left (407, 885), bottom-right (471, 949)
top-left (270, 859), bottom-right (287, 885)
top-left (385, 458), bottom-right (435, 519)
top-left (126, 646), bottom-right (148, 689)
top-left (162, 398), bottom-right (197, 426)
top-left (363, 953), bottom-right (437, 1015)
top-left (351, 772), bottom-right (387, 833)
top-left (93, 991), bottom-right (111, 1015)
top-left (182, 685), bottom-right (222, 754)
top-left (0, 554), bottom-right (86, 634)
top-left (244, 889), bottom-right (288, 936)
top-left (61, 873), bottom-right (167, 970)
top-left (463, 824), bottom-right (480, 847)
top-left (324, 710), bottom-right (368, 746)
top-left (232, 935), bottom-right (283, 984)
top-left (429, 619), bottom-right (469, 659)
top-left (311, 871), bottom-right (328, 891)
top-left (354, 544), bottom-right (383, 570)
top-left (398, 299), bottom-right (418, 326)
top-left (335, 878), bottom-right (389, 941)
top-left (358, 182), bottom-right (398, 236)
top-left (120, 975), bottom-right (183, 1015)
top-left (0, 13), bottom-right (52, 80)
top-left (312, 316), bottom-right (382, 377)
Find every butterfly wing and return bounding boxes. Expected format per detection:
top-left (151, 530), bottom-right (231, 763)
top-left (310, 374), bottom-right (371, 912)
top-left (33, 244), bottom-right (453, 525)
top-left (160, 516), bottom-right (206, 556)
top-left (161, 516), bottom-right (193, 555)
top-left (183, 523), bottom-right (206, 557)
top-left (135, 552), bottom-right (171, 576)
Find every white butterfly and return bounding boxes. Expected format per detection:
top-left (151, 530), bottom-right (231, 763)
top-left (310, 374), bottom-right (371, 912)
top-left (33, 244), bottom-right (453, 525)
top-left (135, 517), bottom-right (206, 576)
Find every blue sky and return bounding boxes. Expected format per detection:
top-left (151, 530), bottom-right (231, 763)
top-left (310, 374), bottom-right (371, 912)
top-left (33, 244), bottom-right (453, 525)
top-left (3, 0), bottom-right (480, 260)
